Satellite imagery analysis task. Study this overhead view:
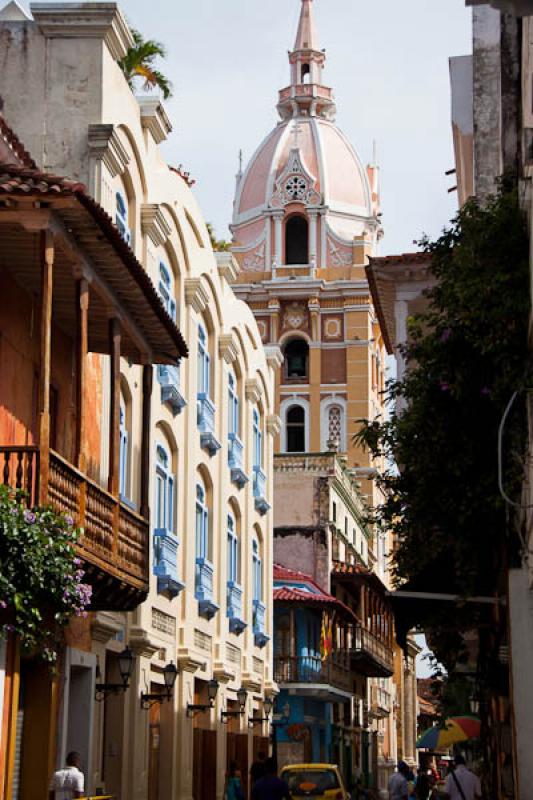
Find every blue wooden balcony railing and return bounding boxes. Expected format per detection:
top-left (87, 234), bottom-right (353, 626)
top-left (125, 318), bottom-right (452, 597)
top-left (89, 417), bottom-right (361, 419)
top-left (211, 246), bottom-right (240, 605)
top-left (228, 433), bottom-right (248, 488)
top-left (253, 466), bottom-right (270, 515)
top-left (157, 365), bottom-right (186, 415)
top-left (197, 393), bottom-right (221, 456)
top-left (153, 528), bottom-right (184, 598)
top-left (195, 556), bottom-right (219, 618)
top-left (253, 598), bottom-right (269, 647)
top-left (227, 580), bottom-right (247, 634)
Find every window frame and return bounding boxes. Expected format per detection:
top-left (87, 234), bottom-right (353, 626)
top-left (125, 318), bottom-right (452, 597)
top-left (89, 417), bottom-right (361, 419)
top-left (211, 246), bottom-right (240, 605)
top-left (154, 442), bottom-right (175, 535)
top-left (197, 324), bottom-right (211, 398)
top-left (115, 190), bottom-right (131, 244)
top-left (227, 512), bottom-right (239, 585)
top-left (195, 480), bottom-right (209, 562)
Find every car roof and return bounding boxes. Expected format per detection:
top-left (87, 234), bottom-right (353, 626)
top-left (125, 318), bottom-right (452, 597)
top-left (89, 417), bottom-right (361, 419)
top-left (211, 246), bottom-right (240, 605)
top-left (281, 764), bottom-right (340, 770)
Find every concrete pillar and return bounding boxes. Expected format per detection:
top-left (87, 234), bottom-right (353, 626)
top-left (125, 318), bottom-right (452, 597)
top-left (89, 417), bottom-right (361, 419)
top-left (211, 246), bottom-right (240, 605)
top-left (273, 211), bottom-right (284, 267)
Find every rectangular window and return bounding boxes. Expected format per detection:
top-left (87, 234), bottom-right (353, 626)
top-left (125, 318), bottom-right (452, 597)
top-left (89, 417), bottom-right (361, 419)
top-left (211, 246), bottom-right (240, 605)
top-left (197, 325), bottom-right (210, 397)
top-left (119, 404), bottom-right (128, 498)
top-left (228, 373), bottom-right (239, 437)
top-left (253, 409), bottom-right (262, 469)
top-left (332, 501), bottom-right (337, 523)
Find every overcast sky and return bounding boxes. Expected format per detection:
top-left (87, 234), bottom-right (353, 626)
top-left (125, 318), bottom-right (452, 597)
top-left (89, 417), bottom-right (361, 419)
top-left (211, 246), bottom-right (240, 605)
top-left (17, 0), bottom-right (472, 252)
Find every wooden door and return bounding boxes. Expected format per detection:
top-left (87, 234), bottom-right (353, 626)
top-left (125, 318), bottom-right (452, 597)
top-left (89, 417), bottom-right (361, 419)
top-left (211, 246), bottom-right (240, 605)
top-left (193, 728), bottom-right (217, 800)
top-left (236, 734), bottom-right (249, 799)
top-left (148, 689), bottom-right (161, 800)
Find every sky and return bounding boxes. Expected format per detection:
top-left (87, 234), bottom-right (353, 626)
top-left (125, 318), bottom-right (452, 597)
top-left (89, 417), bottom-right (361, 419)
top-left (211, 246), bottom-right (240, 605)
top-left (113, 0), bottom-right (472, 253)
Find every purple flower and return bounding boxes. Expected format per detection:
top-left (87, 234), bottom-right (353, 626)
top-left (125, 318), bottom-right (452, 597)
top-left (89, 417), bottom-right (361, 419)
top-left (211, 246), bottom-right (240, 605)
top-left (10, 508), bottom-right (18, 516)
top-left (73, 558), bottom-right (82, 567)
top-left (439, 381), bottom-right (450, 392)
top-left (0, 600), bottom-right (7, 609)
top-left (23, 510), bottom-right (36, 524)
top-left (64, 515), bottom-right (74, 527)
top-left (440, 328), bottom-right (452, 343)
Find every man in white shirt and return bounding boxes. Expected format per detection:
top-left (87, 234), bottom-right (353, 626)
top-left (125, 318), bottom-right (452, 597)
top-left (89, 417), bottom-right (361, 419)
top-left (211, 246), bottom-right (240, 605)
top-left (49, 751), bottom-right (85, 800)
top-left (444, 755), bottom-right (482, 800)
top-left (388, 760), bottom-right (409, 800)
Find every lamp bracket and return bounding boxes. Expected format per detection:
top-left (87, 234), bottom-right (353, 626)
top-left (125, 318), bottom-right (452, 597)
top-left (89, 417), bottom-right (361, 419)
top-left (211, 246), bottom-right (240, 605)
top-left (140, 692), bottom-right (172, 710)
top-left (94, 682), bottom-right (129, 703)
top-left (186, 702), bottom-right (214, 718)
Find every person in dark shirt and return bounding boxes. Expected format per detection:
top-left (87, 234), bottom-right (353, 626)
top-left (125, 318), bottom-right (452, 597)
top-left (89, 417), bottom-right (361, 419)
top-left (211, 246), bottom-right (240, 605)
top-left (250, 751), bottom-right (267, 786)
top-left (251, 758), bottom-right (292, 800)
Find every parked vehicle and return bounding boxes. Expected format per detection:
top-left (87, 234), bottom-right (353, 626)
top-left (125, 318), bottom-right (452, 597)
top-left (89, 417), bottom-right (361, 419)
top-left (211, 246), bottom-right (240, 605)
top-left (280, 764), bottom-right (349, 800)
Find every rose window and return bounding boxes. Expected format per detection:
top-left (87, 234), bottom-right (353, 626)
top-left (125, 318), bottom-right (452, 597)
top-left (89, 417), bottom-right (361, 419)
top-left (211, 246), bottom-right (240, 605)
top-left (285, 175), bottom-right (307, 201)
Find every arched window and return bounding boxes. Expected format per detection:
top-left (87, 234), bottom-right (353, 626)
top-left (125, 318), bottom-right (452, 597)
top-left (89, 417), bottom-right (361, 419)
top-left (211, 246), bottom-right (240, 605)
top-left (227, 513), bottom-right (239, 585)
top-left (285, 215), bottom-right (308, 265)
top-left (158, 261), bottom-right (176, 321)
top-left (301, 63), bottom-right (311, 83)
top-left (119, 394), bottom-right (129, 498)
top-left (252, 538), bottom-right (262, 604)
top-left (154, 443), bottom-right (175, 534)
top-left (115, 191), bottom-right (130, 244)
top-left (197, 324), bottom-right (211, 397)
top-left (283, 338), bottom-right (309, 381)
top-left (195, 479), bottom-right (209, 562)
top-left (286, 405), bottom-right (305, 452)
top-left (253, 408), bottom-right (263, 470)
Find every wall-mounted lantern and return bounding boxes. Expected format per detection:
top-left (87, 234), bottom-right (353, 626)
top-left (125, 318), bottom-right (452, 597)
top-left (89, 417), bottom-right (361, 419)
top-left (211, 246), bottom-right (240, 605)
top-left (221, 687), bottom-right (248, 723)
top-left (186, 678), bottom-right (219, 718)
top-left (248, 694), bottom-right (274, 727)
top-left (95, 647), bottom-right (135, 702)
top-left (140, 661), bottom-right (179, 710)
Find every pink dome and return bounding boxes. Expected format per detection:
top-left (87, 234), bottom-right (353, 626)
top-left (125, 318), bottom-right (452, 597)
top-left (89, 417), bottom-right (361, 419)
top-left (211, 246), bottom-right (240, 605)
top-left (234, 117), bottom-right (372, 224)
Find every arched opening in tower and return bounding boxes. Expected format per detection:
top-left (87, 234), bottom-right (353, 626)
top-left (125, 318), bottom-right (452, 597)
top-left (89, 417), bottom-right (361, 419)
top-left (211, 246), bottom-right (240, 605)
top-left (285, 215), bottom-right (309, 265)
top-left (283, 338), bottom-right (309, 380)
top-left (286, 405), bottom-right (306, 452)
top-left (301, 63), bottom-right (311, 83)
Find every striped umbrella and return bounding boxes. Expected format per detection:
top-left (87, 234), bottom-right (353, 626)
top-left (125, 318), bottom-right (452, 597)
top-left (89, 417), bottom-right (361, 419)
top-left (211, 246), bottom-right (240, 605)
top-left (416, 716), bottom-right (481, 750)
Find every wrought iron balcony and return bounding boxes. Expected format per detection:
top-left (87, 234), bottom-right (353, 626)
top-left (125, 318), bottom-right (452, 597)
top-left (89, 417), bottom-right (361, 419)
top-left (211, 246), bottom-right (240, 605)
top-left (227, 581), bottom-right (247, 635)
top-left (197, 393), bottom-right (221, 456)
top-left (273, 653), bottom-right (352, 698)
top-left (195, 556), bottom-right (219, 619)
top-left (253, 599), bottom-right (269, 647)
top-left (228, 433), bottom-right (248, 489)
top-left (0, 445), bottom-right (148, 610)
top-left (157, 364), bottom-right (186, 416)
top-left (253, 466), bottom-right (270, 515)
top-left (153, 528), bottom-right (184, 598)
top-left (350, 625), bottom-right (394, 678)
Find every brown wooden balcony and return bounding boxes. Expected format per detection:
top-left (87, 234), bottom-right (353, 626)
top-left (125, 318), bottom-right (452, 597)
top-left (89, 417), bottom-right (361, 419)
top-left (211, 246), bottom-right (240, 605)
top-left (350, 625), bottom-right (394, 678)
top-left (0, 445), bottom-right (148, 610)
top-left (274, 653), bottom-right (352, 701)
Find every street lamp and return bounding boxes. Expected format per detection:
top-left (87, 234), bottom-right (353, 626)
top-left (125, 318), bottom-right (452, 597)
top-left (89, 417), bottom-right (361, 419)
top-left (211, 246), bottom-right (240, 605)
top-left (140, 662), bottom-right (179, 710)
top-left (95, 647), bottom-right (135, 702)
top-left (221, 686), bottom-right (248, 722)
top-left (248, 694), bottom-right (274, 727)
top-left (186, 679), bottom-right (219, 718)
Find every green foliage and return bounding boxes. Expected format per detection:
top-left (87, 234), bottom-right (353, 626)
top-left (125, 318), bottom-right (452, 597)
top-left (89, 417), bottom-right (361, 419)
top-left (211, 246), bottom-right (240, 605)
top-left (0, 486), bottom-right (92, 661)
top-left (119, 29), bottom-right (173, 100)
top-left (206, 222), bottom-right (231, 252)
top-left (356, 185), bottom-right (530, 667)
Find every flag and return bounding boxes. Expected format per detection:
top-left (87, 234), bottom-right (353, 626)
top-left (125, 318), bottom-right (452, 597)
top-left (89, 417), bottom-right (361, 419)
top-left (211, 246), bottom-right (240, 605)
top-left (320, 611), bottom-right (335, 661)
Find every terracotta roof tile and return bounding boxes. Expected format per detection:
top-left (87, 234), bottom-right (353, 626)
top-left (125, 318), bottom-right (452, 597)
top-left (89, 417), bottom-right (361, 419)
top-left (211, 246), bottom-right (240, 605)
top-left (0, 116), bottom-right (37, 168)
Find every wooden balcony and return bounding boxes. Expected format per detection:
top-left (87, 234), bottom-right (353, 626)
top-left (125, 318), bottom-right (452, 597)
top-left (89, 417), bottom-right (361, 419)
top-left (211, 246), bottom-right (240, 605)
top-left (0, 445), bottom-right (148, 610)
top-left (350, 625), bottom-right (394, 678)
top-left (274, 653), bottom-right (352, 701)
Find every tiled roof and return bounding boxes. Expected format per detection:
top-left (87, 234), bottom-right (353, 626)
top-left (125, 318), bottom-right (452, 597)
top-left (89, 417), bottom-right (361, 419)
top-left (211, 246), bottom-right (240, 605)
top-left (273, 563), bottom-right (325, 593)
top-left (332, 560), bottom-right (389, 595)
top-left (369, 251), bottom-right (431, 266)
top-left (0, 116), bottom-right (36, 168)
top-left (0, 125), bottom-right (188, 361)
top-left (273, 563), bottom-right (359, 622)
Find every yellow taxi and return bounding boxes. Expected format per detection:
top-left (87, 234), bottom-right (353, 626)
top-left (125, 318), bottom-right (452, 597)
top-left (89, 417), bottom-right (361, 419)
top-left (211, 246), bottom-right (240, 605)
top-left (280, 764), bottom-right (350, 800)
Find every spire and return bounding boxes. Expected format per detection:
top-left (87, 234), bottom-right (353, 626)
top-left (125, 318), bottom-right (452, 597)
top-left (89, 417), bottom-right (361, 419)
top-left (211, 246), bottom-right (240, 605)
top-left (277, 0), bottom-right (335, 121)
top-left (293, 0), bottom-right (318, 52)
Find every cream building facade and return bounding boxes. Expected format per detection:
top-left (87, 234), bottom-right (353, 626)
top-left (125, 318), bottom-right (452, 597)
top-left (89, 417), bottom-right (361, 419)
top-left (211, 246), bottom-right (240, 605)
top-left (0, 4), bottom-right (277, 799)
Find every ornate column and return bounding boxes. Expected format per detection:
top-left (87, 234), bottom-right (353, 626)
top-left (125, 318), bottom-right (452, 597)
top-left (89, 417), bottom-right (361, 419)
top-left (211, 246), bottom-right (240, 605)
top-left (307, 208), bottom-right (319, 274)
top-left (272, 210), bottom-right (284, 268)
top-left (75, 277), bottom-right (89, 472)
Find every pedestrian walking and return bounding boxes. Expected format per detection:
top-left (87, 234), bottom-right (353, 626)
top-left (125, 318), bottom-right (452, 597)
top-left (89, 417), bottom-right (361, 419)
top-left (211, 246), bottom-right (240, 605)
top-left (250, 751), bottom-right (267, 786)
top-left (388, 761), bottom-right (410, 800)
top-left (225, 760), bottom-right (245, 800)
top-left (48, 751), bottom-right (84, 800)
top-left (251, 757), bottom-right (292, 800)
top-left (415, 772), bottom-right (436, 800)
top-left (444, 755), bottom-right (482, 800)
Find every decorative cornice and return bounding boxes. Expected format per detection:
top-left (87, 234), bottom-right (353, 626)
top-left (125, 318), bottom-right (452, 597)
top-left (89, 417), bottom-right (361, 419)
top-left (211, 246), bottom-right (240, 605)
top-left (216, 252), bottom-right (240, 284)
top-left (213, 662), bottom-right (236, 683)
top-left (245, 378), bottom-right (262, 404)
top-left (88, 124), bottom-right (130, 178)
top-left (141, 204), bottom-right (172, 247)
top-left (137, 96), bottom-right (172, 144)
top-left (266, 414), bottom-right (282, 437)
top-left (91, 612), bottom-right (123, 643)
top-left (219, 333), bottom-right (239, 364)
top-left (177, 648), bottom-right (207, 673)
top-left (184, 278), bottom-right (209, 313)
top-left (31, 3), bottom-right (134, 60)
top-left (128, 626), bottom-right (160, 659)
top-left (241, 672), bottom-right (262, 693)
top-left (264, 345), bottom-right (283, 370)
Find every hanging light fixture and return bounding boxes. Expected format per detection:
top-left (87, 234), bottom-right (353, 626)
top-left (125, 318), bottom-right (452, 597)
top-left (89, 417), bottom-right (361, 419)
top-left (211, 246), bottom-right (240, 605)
top-left (95, 647), bottom-right (136, 702)
top-left (187, 679), bottom-right (220, 718)
top-left (221, 686), bottom-right (248, 723)
top-left (140, 661), bottom-right (179, 710)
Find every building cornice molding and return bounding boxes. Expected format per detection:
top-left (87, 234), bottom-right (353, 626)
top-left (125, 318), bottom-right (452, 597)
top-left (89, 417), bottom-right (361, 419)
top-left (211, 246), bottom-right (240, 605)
top-left (31, 3), bottom-right (134, 60)
top-left (245, 378), bottom-right (262, 404)
top-left (88, 124), bottom-right (130, 178)
top-left (138, 96), bottom-right (172, 144)
top-left (264, 345), bottom-right (284, 370)
top-left (177, 648), bottom-right (207, 673)
top-left (128, 626), bottom-right (160, 658)
top-left (219, 333), bottom-right (239, 364)
top-left (216, 252), bottom-right (240, 284)
top-left (141, 204), bottom-right (172, 247)
top-left (266, 414), bottom-right (282, 437)
top-left (213, 662), bottom-right (236, 683)
top-left (184, 278), bottom-right (209, 314)
top-left (91, 612), bottom-right (124, 643)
